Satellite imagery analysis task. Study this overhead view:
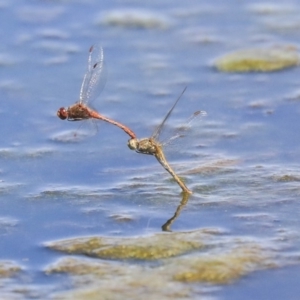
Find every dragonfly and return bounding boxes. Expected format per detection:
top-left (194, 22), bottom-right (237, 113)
top-left (57, 45), bottom-right (136, 139)
top-left (128, 87), bottom-right (206, 194)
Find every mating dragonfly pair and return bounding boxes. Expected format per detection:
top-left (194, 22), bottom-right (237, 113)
top-left (57, 45), bottom-right (206, 194)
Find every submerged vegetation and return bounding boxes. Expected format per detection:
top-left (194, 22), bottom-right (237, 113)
top-left (45, 231), bottom-right (276, 299)
top-left (214, 46), bottom-right (299, 72)
top-left (0, 261), bottom-right (21, 278)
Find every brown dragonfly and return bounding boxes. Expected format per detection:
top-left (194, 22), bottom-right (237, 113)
top-left (57, 45), bottom-right (136, 139)
top-left (128, 87), bottom-right (206, 194)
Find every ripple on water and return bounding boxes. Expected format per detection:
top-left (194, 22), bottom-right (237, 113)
top-left (16, 6), bottom-right (65, 23)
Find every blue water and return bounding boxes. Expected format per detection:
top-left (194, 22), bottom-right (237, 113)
top-left (1, 0), bottom-right (300, 298)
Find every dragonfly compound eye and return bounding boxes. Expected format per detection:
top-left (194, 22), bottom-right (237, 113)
top-left (57, 107), bottom-right (68, 120)
top-left (128, 138), bottom-right (138, 150)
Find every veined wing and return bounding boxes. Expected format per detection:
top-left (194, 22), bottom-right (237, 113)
top-left (162, 110), bottom-right (207, 147)
top-left (152, 87), bottom-right (187, 141)
top-left (79, 45), bottom-right (107, 104)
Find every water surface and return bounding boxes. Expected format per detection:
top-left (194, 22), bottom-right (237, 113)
top-left (1, 0), bottom-right (300, 299)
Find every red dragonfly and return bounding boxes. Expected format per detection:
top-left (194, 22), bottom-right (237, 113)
top-left (57, 45), bottom-right (136, 139)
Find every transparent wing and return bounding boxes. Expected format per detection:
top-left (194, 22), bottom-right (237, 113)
top-left (162, 110), bottom-right (207, 147)
top-left (152, 86), bottom-right (187, 141)
top-left (79, 45), bottom-right (107, 104)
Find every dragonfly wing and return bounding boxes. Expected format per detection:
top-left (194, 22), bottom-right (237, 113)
top-left (79, 45), bottom-right (107, 104)
top-left (152, 87), bottom-right (187, 141)
top-left (162, 110), bottom-right (207, 147)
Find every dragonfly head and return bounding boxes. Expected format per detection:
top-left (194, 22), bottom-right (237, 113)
top-left (128, 138), bottom-right (139, 150)
top-left (57, 107), bottom-right (68, 120)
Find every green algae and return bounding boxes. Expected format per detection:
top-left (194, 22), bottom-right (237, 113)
top-left (173, 247), bottom-right (274, 284)
top-left (214, 46), bottom-right (299, 72)
top-left (46, 257), bottom-right (117, 277)
top-left (0, 261), bottom-right (21, 278)
top-left (47, 257), bottom-right (192, 300)
top-left (247, 3), bottom-right (295, 15)
top-left (46, 231), bottom-right (207, 260)
top-left (30, 186), bottom-right (104, 201)
top-left (98, 9), bottom-right (170, 29)
top-left (46, 243), bottom-right (275, 299)
top-left (183, 159), bottom-right (240, 175)
top-left (109, 214), bottom-right (135, 223)
top-left (272, 174), bottom-right (300, 182)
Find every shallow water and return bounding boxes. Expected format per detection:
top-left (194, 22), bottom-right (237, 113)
top-left (1, 0), bottom-right (300, 299)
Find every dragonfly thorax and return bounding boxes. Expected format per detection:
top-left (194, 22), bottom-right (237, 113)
top-left (65, 103), bottom-right (91, 121)
top-left (128, 138), bottom-right (157, 155)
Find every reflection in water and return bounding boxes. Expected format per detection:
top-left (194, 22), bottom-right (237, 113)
top-left (162, 191), bottom-right (190, 231)
top-left (128, 87), bottom-right (206, 194)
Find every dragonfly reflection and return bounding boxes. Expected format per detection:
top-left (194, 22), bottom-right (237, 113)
top-left (161, 191), bottom-right (190, 231)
